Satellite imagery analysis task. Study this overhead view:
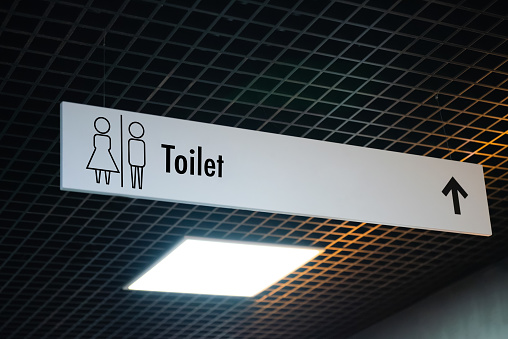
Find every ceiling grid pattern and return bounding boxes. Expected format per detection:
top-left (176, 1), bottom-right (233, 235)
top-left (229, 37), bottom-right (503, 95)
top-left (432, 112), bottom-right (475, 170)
top-left (1, 0), bottom-right (508, 338)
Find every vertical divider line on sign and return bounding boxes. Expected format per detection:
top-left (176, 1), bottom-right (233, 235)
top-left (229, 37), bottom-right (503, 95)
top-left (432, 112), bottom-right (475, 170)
top-left (120, 115), bottom-right (124, 188)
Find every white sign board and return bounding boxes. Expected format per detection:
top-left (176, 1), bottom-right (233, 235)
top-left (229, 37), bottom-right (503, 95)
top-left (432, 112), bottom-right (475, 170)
top-left (61, 102), bottom-right (491, 236)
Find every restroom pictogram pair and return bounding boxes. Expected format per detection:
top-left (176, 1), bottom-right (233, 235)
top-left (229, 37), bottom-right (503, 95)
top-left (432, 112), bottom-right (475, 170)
top-left (86, 116), bottom-right (146, 189)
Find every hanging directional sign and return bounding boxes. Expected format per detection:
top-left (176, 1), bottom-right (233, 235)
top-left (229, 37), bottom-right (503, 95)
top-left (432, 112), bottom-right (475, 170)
top-left (60, 102), bottom-right (491, 236)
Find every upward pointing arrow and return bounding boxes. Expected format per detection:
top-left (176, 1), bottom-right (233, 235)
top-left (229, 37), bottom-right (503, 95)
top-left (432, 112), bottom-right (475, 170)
top-left (442, 177), bottom-right (468, 215)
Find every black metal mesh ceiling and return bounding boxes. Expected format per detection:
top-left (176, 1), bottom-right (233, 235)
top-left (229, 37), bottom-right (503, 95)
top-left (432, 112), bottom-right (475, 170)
top-left (1, 0), bottom-right (508, 338)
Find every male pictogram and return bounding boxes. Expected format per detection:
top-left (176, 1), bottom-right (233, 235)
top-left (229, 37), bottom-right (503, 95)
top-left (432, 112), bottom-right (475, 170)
top-left (86, 117), bottom-right (119, 184)
top-left (128, 121), bottom-right (146, 189)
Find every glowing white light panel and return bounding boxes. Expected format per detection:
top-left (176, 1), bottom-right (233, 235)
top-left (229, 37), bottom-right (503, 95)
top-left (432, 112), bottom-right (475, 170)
top-left (127, 237), bottom-right (323, 297)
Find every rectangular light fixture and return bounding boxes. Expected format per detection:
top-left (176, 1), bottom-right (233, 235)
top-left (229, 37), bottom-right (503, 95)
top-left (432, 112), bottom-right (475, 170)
top-left (126, 237), bottom-right (323, 297)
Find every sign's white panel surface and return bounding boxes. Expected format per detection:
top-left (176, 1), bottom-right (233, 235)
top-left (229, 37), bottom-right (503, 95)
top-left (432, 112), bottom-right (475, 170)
top-left (61, 102), bottom-right (491, 236)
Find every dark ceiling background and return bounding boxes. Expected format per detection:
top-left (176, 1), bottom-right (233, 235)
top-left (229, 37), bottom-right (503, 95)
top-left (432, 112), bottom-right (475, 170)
top-left (1, 0), bottom-right (508, 338)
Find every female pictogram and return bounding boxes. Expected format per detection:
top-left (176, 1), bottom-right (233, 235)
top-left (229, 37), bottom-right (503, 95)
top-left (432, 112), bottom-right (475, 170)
top-left (86, 117), bottom-right (119, 184)
top-left (128, 121), bottom-right (146, 189)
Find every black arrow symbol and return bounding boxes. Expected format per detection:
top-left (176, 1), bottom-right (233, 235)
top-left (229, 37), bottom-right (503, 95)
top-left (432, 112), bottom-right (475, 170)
top-left (442, 177), bottom-right (468, 215)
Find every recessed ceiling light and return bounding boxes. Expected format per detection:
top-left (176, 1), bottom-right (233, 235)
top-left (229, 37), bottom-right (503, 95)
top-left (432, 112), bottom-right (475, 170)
top-left (126, 237), bottom-right (323, 297)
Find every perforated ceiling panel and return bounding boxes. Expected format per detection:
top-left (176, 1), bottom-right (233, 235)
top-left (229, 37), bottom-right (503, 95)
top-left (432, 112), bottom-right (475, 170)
top-left (1, 0), bottom-right (508, 338)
